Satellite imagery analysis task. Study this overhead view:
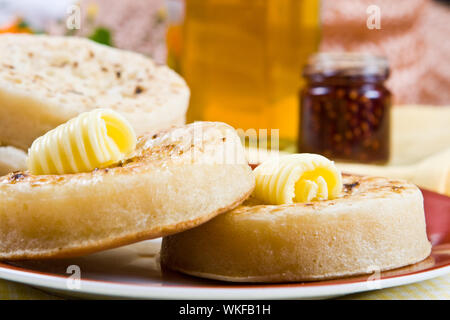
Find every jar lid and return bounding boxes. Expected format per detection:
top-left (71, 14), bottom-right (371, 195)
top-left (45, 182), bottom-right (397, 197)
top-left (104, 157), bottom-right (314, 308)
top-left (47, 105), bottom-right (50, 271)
top-left (303, 52), bottom-right (389, 78)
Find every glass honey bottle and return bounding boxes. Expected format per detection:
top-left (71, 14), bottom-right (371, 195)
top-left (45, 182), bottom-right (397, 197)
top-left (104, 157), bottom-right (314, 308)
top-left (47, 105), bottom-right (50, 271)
top-left (167, 0), bottom-right (321, 150)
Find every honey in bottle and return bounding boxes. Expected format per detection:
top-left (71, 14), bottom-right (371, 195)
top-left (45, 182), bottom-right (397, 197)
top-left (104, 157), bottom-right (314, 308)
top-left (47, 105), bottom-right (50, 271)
top-left (167, 0), bottom-right (321, 149)
top-left (299, 53), bottom-right (392, 164)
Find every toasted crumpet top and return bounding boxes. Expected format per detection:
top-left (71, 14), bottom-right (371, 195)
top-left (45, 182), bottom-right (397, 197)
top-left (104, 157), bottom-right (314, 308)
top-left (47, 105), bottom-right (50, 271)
top-left (0, 34), bottom-right (189, 121)
top-left (235, 174), bottom-right (419, 215)
top-left (0, 122), bottom-right (247, 188)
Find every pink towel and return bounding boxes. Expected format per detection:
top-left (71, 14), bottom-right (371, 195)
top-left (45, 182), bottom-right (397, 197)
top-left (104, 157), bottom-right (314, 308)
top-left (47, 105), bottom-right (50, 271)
top-left (321, 0), bottom-right (450, 106)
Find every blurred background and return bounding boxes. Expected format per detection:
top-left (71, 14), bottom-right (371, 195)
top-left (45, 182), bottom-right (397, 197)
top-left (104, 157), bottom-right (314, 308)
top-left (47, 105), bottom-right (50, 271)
top-left (0, 0), bottom-right (449, 195)
top-left (2, 0), bottom-right (448, 100)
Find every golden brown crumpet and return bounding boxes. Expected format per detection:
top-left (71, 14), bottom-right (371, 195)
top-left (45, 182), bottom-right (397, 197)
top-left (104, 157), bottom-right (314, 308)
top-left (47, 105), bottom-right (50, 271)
top-left (161, 175), bottom-right (431, 282)
top-left (0, 122), bottom-right (254, 260)
top-left (0, 34), bottom-right (189, 150)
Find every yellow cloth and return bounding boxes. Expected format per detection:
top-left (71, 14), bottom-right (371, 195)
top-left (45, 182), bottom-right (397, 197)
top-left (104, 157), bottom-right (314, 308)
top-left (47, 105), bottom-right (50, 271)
top-left (0, 279), bottom-right (59, 300)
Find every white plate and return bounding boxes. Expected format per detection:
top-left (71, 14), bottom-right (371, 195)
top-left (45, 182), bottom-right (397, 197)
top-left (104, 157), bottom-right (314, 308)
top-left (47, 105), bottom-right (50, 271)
top-left (0, 239), bottom-right (449, 299)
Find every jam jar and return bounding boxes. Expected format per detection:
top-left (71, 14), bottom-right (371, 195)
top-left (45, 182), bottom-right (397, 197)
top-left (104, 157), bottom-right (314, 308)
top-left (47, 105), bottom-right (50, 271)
top-left (299, 53), bottom-right (391, 164)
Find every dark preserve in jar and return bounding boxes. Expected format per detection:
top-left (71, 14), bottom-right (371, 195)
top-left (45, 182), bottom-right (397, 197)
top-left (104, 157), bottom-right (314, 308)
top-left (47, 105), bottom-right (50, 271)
top-left (299, 53), bottom-right (391, 164)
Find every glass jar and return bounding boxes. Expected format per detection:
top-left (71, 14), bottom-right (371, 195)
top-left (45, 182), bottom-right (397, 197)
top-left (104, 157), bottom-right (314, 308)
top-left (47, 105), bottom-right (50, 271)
top-left (299, 53), bottom-right (392, 164)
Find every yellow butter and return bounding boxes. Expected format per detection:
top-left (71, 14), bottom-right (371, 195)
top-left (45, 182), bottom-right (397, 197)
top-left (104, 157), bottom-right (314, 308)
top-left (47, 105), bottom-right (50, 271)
top-left (253, 154), bottom-right (343, 204)
top-left (27, 109), bottom-right (136, 175)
